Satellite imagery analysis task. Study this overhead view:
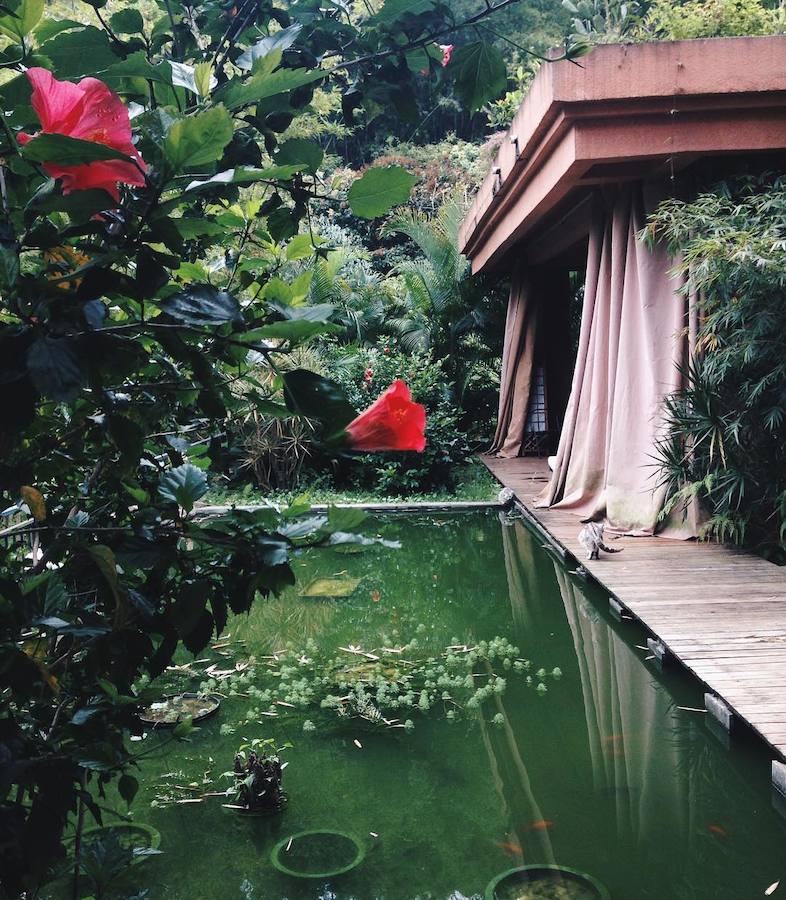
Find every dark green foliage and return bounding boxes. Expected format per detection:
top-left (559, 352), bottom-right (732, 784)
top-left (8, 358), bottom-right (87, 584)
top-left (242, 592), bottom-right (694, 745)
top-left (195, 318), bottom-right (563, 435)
top-left (646, 174), bottom-right (786, 559)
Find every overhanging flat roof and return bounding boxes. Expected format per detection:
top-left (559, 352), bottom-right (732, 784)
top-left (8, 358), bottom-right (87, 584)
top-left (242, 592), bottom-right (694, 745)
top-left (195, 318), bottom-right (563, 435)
top-left (459, 35), bottom-right (786, 273)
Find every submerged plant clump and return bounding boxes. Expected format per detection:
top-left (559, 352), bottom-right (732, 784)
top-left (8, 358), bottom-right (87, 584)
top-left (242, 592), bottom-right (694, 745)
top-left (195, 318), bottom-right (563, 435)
top-left (198, 636), bottom-right (561, 733)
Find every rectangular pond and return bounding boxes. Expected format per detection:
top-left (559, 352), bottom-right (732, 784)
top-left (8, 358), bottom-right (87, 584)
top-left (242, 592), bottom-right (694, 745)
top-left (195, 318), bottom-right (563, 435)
top-left (77, 509), bottom-right (786, 899)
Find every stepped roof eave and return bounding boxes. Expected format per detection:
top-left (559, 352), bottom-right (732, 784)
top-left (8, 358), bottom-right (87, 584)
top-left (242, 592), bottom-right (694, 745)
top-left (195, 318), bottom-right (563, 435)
top-left (459, 35), bottom-right (786, 273)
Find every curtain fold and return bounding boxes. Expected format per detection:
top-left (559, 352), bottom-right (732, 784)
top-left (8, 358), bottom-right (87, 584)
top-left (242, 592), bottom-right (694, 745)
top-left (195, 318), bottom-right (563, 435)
top-left (490, 266), bottom-right (538, 458)
top-left (536, 184), bottom-right (695, 535)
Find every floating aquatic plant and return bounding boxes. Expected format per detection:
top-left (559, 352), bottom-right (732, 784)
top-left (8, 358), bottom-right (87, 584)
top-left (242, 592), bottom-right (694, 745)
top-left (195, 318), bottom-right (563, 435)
top-left (197, 634), bottom-right (560, 735)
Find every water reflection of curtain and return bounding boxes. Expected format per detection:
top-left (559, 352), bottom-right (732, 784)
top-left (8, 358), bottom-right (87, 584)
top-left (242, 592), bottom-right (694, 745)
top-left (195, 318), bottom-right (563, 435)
top-left (553, 564), bottom-right (696, 846)
top-left (499, 512), bottom-right (558, 635)
top-left (536, 184), bottom-right (698, 536)
top-left (500, 519), bottom-right (699, 853)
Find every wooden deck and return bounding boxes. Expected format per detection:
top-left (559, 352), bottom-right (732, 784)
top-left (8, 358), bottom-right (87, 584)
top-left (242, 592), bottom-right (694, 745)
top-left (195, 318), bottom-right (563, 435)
top-left (481, 454), bottom-right (786, 762)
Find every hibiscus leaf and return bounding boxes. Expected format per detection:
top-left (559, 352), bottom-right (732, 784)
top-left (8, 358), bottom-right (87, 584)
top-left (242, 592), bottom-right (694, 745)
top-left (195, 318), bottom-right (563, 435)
top-left (26, 335), bottom-right (85, 402)
top-left (347, 165), bottom-right (418, 219)
top-left (274, 138), bottom-right (323, 175)
top-left (26, 186), bottom-right (114, 222)
top-left (235, 24), bottom-right (302, 71)
top-left (163, 105), bottom-right (234, 171)
top-left (215, 67), bottom-right (324, 111)
top-left (117, 773), bottom-right (138, 807)
top-left (34, 18), bottom-right (82, 42)
top-left (158, 463), bottom-right (208, 512)
top-left (38, 26), bottom-right (118, 79)
top-left (283, 369), bottom-right (356, 428)
top-left (450, 41), bottom-right (507, 112)
top-left (169, 61), bottom-right (198, 94)
top-left (159, 284), bottom-right (242, 327)
top-left (21, 134), bottom-right (134, 166)
top-left (101, 52), bottom-right (172, 86)
top-left (0, 0), bottom-right (43, 40)
top-left (109, 8), bottom-right (143, 35)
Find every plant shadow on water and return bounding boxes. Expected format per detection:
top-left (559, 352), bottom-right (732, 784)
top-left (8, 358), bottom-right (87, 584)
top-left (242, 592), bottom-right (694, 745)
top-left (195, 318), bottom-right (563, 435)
top-left (53, 510), bottom-right (786, 899)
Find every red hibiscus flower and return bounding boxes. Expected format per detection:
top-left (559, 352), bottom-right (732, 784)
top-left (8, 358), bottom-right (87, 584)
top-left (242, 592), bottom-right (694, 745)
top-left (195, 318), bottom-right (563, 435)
top-left (345, 380), bottom-right (426, 452)
top-left (18, 68), bottom-right (146, 201)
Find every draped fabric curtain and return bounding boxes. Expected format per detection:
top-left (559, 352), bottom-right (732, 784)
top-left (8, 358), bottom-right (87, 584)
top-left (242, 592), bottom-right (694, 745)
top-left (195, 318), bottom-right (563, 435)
top-left (490, 266), bottom-right (538, 458)
top-left (537, 184), bottom-right (697, 536)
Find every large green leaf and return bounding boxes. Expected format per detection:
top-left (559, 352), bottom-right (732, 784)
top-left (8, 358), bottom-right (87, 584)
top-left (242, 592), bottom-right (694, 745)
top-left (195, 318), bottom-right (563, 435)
top-left (216, 67), bottom-right (323, 111)
top-left (34, 18), bottom-right (82, 42)
top-left (183, 164), bottom-right (303, 193)
top-left (164, 106), bottom-right (234, 171)
top-left (26, 336), bottom-right (85, 401)
top-left (101, 52), bottom-right (173, 86)
top-left (158, 463), bottom-right (208, 512)
top-left (38, 26), bottom-right (119, 79)
top-left (275, 138), bottom-right (323, 175)
top-left (285, 233), bottom-right (320, 260)
top-left (0, 243), bottom-right (19, 293)
top-left (283, 369), bottom-right (356, 427)
top-left (169, 581), bottom-right (209, 639)
top-left (347, 165), bottom-right (418, 219)
top-left (236, 24), bottom-right (302, 70)
top-left (0, 0), bottom-right (43, 40)
top-left (21, 134), bottom-right (134, 166)
top-left (26, 185), bottom-right (115, 222)
top-left (450, 41), bottom-right (507, 112)
top-left (109, 8), bottom-right (143, 34)
top-left (159, 284), bottom-right (242, 327)
top-left (118, 773), bottom-right (139, 807)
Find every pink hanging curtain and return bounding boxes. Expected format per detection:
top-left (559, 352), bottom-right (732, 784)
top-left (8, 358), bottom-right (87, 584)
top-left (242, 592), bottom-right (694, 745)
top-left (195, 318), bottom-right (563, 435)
top-left (536, 184), bottom-right (696, 536)
top-left (490, 267), bottom-right (538, 458)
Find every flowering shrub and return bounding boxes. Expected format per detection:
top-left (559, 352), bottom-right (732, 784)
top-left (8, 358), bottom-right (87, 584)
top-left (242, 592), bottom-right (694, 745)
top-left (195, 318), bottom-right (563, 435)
top-left (0, 0), bottom-right (547, 891)
top-left (323, 346), bottom-right (472, 491)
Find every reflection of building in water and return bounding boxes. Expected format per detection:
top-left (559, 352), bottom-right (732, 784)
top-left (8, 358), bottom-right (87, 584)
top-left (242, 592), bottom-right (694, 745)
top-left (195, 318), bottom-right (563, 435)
top-left (553, 563), bottom-right (696, 843)
top-left (497, 518), bottom-right (713, 891)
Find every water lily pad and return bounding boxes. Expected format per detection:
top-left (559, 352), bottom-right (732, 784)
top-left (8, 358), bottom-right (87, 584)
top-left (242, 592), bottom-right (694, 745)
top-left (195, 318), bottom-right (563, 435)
top-left (299, 577), bottom-right (362, 598)
top-left (139, 692), bottom-right (220, 727)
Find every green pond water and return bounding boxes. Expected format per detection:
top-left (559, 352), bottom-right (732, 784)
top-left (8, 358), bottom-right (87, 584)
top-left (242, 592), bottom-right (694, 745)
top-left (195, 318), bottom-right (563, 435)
top-left (78, 510), bottom-right (786, 899)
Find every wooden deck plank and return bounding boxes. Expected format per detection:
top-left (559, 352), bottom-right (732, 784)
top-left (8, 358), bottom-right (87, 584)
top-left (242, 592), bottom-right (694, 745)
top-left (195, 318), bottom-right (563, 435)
top-left (481, 453), bottom-right (786, 761)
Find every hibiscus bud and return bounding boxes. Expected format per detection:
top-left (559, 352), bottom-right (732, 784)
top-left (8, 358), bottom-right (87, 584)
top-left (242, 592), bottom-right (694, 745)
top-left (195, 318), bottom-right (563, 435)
top-left (439, 44), bottom-right (454, 67)
top-left (345, 380), bottom-right (426, 453)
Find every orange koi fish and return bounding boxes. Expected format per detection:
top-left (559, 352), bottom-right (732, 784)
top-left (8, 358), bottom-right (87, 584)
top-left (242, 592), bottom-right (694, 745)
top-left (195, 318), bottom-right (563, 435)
top-left (526, 819), bottom-right (554, 832)
top-left (495, 840), bottom-right (524, 857)
top-left (708, 823), bottom-right (729, 839)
